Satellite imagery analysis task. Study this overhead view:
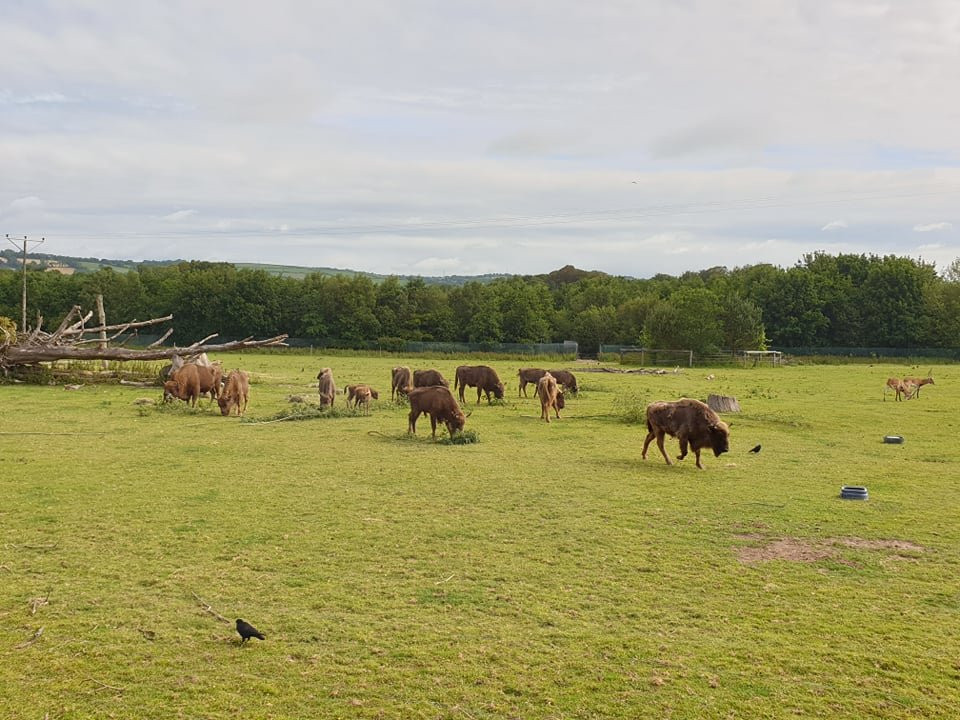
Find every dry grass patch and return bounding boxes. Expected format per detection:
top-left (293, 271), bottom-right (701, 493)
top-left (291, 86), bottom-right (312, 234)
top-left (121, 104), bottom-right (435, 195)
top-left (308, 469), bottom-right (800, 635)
top-left (736, 535), bottom-right (924, 565)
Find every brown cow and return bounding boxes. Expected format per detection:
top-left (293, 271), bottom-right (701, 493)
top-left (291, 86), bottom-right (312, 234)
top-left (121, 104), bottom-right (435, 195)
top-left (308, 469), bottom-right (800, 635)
top-left (163, 363), bottom-right (201, 406)
top-left (391, 366), bottom-right (412, 401)
top-left (536, 372), bottom-right (565, 422)
top-left (517, 368), bottom-right (547, 397)
top-left (317, 367), bottom-right (337, 407)
top-left (407, 385), bottom-right (466, 439)
top-left (642, 398), bottom-right (730, 470)
top-left (902, 374), bottom-right (934, 398)
top-left (547, 369), bottom-right (578, 395)
top-left (454, 365), bottom-right (505, 404)
top-left (218, 370), bottom-right (250, 416)
top-left (413, 369), bottom-right (449, 388)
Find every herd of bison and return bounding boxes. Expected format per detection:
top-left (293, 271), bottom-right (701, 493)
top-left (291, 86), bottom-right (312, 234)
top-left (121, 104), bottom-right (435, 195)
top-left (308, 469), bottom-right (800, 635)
top-left (161, 357), bottom-right (732, 469)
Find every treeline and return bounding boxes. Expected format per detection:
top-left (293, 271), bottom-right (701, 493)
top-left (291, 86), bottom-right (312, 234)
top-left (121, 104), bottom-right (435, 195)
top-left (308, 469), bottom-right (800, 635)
top-left (1, 253), bottom-right (958, 354)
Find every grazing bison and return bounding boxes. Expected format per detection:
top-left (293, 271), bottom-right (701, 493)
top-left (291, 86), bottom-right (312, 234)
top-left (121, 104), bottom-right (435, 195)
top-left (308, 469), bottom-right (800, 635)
top-left (218, 370), bottom-right (250, 416)
top-left (454, 365), bottom-right (505, 404)
top-left (317, 367), bottom-right (337, 407)
top-left (391, 366), bottom-right (412, 401)
top-left (547, 369), bottom-right (578, 395)
top-left (407, 386), bottom-right (466, 439)
top-left (163, 363), bottom-right (202, 406)
top-left (536, 372), bottom-right (565, 422)
top-left (162, 363), bottom-right (220, 406)
top-left (413, 369), bottom-right (449, 388)
top-left (642, 398), bottom-right (730, 470)
top-left (517, 368), bottom-right (548, 397)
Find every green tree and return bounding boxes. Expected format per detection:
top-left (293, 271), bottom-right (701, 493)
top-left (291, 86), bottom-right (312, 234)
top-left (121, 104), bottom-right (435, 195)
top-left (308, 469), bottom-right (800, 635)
top-left (718, 292), bottom-right (766, 354)
top-left (644, 287), bottom-right (723, 355)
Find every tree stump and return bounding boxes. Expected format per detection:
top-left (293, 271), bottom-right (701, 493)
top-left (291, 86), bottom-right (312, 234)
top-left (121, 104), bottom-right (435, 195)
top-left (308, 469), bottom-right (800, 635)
top-left (707, 394), bottom-right (741, 413)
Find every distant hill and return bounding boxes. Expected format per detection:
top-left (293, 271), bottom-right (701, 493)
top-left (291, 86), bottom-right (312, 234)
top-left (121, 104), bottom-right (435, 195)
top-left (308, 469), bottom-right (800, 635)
top-left (0, 249), bottom-right (524, 285)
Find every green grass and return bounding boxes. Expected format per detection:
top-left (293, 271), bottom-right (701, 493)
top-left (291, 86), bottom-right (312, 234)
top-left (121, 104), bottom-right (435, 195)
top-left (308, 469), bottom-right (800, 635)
top-left (1, 356), bottom-right (958, 718)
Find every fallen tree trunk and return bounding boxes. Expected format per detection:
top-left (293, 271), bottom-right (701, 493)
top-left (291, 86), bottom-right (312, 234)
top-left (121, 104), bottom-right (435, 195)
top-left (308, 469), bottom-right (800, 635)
top-left (2, 335), bottom-right (288, 366)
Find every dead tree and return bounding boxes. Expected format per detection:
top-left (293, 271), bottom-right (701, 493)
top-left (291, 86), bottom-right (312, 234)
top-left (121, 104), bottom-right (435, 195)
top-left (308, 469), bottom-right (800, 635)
top-left (0, 303), bottom-right (287, 373)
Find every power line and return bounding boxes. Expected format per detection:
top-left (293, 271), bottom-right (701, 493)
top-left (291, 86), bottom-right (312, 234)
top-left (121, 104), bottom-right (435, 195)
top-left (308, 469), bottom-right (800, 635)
top-left (5, 234), bottom-right (45, 333)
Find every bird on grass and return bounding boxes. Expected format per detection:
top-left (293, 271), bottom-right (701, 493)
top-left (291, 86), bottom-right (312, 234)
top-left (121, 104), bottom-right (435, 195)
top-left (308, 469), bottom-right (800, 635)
top-left (748, 444), bottom-right (762, 454)
top-left (236, 618), bottom-right (265, 645)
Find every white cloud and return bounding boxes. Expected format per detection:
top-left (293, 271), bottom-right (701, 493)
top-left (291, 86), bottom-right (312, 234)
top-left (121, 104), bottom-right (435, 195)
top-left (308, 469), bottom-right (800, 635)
top-left (1, 196), bottom-right (43, 216)
top-left (913, 222), bottom-right (953, 232)
top-left (2, 3), bottom-right (960, 276)
top-left (160, 209), bottom-right (197, 222)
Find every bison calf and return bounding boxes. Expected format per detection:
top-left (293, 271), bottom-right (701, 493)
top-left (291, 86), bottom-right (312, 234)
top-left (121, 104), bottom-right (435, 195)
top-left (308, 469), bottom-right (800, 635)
top-left (536, 372), bottom-right (565, 422)
top-left (218, 370), bottom-right (250, 416)
top-left (346, 384), bottom-right (379, 412)
top-left (642, 398), bottom-right (730, 469)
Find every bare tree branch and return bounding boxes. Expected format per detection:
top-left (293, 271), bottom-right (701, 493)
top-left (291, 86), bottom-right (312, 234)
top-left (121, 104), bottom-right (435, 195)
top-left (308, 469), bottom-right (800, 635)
top-left (2, 335), bottom-right (287, 365)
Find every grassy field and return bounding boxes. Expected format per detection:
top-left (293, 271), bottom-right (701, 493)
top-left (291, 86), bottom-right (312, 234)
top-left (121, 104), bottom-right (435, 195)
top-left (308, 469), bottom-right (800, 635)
top-left (1, 355), bottom-right (958, 719)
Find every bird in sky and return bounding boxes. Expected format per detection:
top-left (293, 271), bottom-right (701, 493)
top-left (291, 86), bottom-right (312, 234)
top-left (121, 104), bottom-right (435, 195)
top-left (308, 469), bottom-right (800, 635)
top-left (236, 618), bottom-right (265, 645)
top-left (748, 444), bottom-right (762, 454)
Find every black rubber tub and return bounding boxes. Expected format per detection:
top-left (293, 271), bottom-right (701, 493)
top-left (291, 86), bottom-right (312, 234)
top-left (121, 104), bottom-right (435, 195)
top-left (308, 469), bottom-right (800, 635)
top-left (840, 485), bottom-right (869, 500)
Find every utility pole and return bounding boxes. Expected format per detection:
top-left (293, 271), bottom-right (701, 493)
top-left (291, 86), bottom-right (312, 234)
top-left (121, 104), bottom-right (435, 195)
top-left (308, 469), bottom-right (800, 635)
top-left (5, 234), bottom-right (45, 333)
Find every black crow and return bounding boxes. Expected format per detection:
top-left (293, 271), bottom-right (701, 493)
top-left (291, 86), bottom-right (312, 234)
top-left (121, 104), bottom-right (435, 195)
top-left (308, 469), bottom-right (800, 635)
top-left (236, 618), bottom-right (265, 644)
top-left (748, 444), bottom-right (761, 454)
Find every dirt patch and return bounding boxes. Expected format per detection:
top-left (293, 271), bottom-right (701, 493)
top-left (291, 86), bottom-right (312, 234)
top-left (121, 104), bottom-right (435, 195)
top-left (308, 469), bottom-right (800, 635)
top-left (835, 538), bottom-right (924, 553)
top-left (737, 538), bottom-right (835, 565)
top-left (736, 536), bottom-right (924, 565)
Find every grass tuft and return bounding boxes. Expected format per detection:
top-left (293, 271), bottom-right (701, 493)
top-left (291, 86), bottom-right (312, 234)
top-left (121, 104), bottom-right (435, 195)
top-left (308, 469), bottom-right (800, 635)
top-left (436, 429), bottom-right (480, 445)
top-left (241, 403), bottom-right (365, 423)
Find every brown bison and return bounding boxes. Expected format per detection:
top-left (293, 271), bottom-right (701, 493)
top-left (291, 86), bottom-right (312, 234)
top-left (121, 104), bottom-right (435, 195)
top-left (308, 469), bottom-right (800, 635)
top-left (317, 367), bottom-right (337, 407)
top-left (218, 370), bottom-right (250, 416)
top-left (642, 398), bottom-right (730, 470)
top-left (454, 365), bottom-right (505, 404)
top-left (199, 363), bottom-right (224, 402)
top-left (407, 385), bottom-right (466, 439)
top-left (517, 368), bottom-right (548, 397)
top-left (536, 372), bottom-right (565, 422)
top-left (163, 363), bottom-right (202, 406)
top-left (346, 384), bottom-right (379, 412)
top-left (547, 369), bottom-right (578, 395)
top-left (391, 366), bottom-right (412, 401)
top-left (413, 369), bottom-right (449, 388)
top-left (162, 364), bottom-right (222, 406)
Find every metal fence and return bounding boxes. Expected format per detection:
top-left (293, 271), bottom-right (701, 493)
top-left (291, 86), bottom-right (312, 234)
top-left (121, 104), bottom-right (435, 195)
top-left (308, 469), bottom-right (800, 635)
top-left (774, 346), bottom-right (960, 361)
top-left (126, 334), bottom-right (578, 357)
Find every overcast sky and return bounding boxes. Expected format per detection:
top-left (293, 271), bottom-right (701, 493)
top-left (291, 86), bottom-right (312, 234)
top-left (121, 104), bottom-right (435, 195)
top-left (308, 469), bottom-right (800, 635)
top-left (2, 1), bottom-right (959, 278)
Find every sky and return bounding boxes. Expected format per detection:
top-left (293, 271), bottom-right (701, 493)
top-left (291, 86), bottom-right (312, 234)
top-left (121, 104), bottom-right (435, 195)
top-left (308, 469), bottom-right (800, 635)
top-left (1, 1), bottom-right (959, 278)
